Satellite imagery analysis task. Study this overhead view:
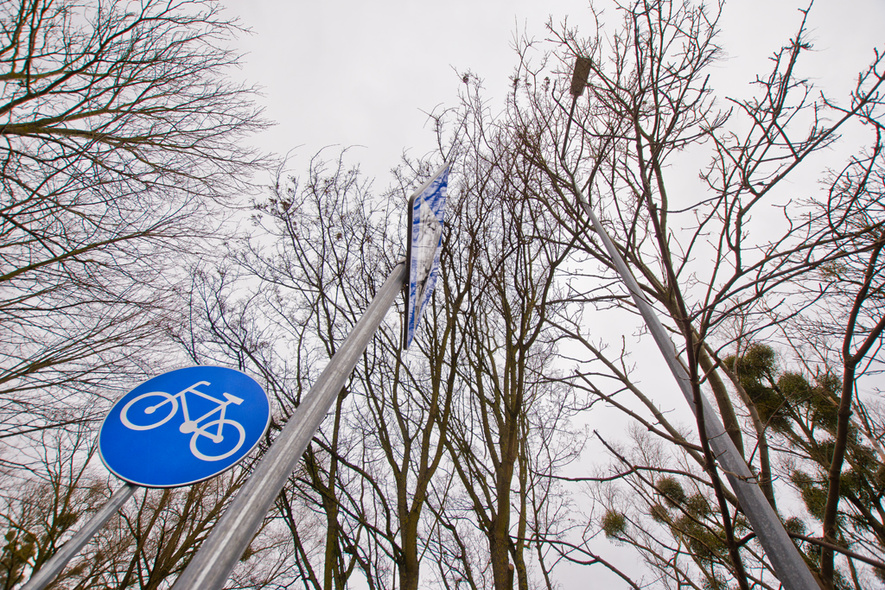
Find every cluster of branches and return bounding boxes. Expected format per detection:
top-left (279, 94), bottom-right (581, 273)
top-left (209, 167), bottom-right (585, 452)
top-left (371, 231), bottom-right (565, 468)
top-left (0, 0), bottom-right (274, 587)
top-left (498, 0), bottom-right (885, 588)
top-left (0, 0), bottom-right (265, 447)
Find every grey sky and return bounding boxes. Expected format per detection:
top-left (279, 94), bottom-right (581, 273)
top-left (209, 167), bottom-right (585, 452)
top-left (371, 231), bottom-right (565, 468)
top-left (223, 0), bottom-right (589, 179)
top-left (222, 0), bottom-right (884, 186)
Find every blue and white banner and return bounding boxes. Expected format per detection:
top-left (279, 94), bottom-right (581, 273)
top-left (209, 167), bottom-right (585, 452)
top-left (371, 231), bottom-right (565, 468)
top-left (404, 163), bottom-right (449, 349)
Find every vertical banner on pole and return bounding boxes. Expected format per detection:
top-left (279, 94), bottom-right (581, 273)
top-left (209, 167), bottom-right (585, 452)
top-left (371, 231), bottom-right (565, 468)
top-left (404, 162), bottom-right (450, 349)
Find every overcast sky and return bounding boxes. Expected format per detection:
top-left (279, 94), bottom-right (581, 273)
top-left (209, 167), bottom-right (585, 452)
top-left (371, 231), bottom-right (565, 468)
top-left (221, 0), bottom-right (885, 187)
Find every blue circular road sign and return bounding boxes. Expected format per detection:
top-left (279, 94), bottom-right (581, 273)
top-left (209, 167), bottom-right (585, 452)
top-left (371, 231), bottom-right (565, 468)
top-left (99, 366), bottom-right (271, 488)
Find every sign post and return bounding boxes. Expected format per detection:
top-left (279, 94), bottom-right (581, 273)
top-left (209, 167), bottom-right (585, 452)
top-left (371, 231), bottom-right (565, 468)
top-left (173, 161), bottom-right (450, 590)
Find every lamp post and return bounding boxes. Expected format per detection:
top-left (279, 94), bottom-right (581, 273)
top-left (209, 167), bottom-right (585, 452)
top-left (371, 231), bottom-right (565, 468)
top-left (562, 57), bottom-right (818, 590)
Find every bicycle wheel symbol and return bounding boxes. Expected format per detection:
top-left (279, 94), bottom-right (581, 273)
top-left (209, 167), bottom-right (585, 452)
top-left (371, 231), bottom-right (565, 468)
top-left (120, 392), bottom-right (178, 430)
top-left (190, 419), bottom-right (246, 461)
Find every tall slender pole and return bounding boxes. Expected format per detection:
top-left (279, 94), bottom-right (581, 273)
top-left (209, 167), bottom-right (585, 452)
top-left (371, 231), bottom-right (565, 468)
top-left (566, 57), bottom-right (818, 590)
top-left (22, 483), bottom-right (138, 590)
top-left (577, 194), bottom-right (819, 589)
top-left (172, 262), bottom-right (407, 590)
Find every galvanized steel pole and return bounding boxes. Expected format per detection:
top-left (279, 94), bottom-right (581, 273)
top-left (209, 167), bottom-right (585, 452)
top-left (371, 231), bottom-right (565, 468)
top-left (171, 262), bottom-right (407, 590)
top-left (575, 189), bottom-right (819, 589)
top-left (564, 56), bottom-right (817, 588)
top-left (21, 482), bottom-right (138, 590)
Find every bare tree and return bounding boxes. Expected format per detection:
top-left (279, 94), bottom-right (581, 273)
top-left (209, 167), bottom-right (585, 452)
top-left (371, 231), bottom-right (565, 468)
top-left (398, 85), bottom-right (600, 590)
top-left (182, 151), bottom-right (465, 590)
top-left (502, 0), bottom-right (884, 587)
top-left (0, 0), bottom-right (271, 586)
top-left (0, 426), bottom-right (105, 589)
top-left (0, 0), bottom-right (266, 450)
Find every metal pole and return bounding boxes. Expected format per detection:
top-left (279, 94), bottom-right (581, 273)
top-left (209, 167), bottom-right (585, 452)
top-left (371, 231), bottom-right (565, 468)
top-left (22, 482), bottom-right (138, 590)
top-left (576, 193), bottom-right (819, 589)
top-left (172, 262), bottom-right (407, 590)
top-left (562, 55), bottom-right (816, 588)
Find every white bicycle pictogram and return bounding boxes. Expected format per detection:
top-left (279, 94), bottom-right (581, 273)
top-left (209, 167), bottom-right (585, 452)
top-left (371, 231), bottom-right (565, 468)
top-left (120, 381), bottom-right (246, 462)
